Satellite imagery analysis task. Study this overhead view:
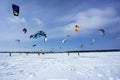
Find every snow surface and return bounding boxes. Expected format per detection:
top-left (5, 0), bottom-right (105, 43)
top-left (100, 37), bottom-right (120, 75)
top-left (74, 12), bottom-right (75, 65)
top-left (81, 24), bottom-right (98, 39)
top-left (0, 52), bottom-right (120, 80)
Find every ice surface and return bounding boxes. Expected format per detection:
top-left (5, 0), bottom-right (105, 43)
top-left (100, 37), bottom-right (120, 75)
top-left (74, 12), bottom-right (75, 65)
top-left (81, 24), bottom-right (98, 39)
top-left (0, 52), bottom-right (120, 80)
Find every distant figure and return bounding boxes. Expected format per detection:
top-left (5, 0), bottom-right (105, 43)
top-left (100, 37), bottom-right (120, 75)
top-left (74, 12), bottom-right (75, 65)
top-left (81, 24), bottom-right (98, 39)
top-left (9, 53), bottom-right (11, 56)
top-left (42, 53), bottom-right (45, 55)
top-left (26, 53), bottom-right (28, 55)
top-left (38, 53), bottom-right (40, 56)
top-left (68, 53), bottom-right (70, 56)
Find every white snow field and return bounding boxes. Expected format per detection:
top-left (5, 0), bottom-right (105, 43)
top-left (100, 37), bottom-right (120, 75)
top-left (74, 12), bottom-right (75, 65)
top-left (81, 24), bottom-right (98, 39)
top-left (0, 52), bottom-right (120, 80)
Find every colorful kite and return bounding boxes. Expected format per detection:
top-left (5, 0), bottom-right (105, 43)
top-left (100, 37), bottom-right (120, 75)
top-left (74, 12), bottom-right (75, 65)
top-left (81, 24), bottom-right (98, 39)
top-left (99, 29), bottom-right (105, 37)
top-left (75, 25), bottom-right (80, 32)
top-left (62, 39), bottom-right (67, 43)
top-left (12, 4), bottom-right (19, 16)
top-left (30, 31), bottom-right (47, 42)
top-left (23, 28), bottom-right (27, 34)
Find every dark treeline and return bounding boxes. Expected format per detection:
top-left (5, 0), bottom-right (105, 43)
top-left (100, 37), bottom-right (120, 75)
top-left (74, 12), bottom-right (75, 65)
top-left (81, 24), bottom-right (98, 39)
top-left (0, 49), bottom-right (120, 54)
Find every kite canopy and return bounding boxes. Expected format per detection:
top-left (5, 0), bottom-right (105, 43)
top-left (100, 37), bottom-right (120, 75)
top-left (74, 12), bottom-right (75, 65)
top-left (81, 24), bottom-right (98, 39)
top-left (62, 39), bottom-right (67, 43)
top-left (16, 39), bottom-right (20, 44)
top-left (99, 29), bottom-right (105, 37)
top-left (23, 28), bottom-right (27, 34)
top-left (33, 44), bottom-right (37, 47)
top-left (30, 35), bottom-right (34, 39)
top-left (30, 31), bottom-right (47, 42)
top-left (75, 25), bottom-right (80, 32)
top-left (12, 4), bottom-right (19, 16)
top-left (33, 31), bottom-right (47, 38)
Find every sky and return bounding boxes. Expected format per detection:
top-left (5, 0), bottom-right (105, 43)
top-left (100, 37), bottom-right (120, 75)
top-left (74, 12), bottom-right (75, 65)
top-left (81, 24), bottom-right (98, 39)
top-left (0, 0), bottom-right (120, 51)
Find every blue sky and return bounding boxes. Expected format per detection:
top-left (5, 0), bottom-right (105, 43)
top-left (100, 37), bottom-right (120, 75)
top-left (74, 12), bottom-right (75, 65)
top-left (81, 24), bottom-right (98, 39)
top-left (0, 0), bottom-right (120, 51)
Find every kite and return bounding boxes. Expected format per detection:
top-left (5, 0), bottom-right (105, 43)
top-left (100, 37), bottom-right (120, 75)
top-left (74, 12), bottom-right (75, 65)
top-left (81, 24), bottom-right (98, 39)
top-left (80, 44), bottom-right (83, 48)
top-left (23, 28), bottom-right (27, 34)
top-left (16, 39), bottom-right (20, 44)
top-left (33, 44), bottom-right (37, 47)
top-left (30, 31), bottom-right (47, 42)
top-left (62, 39), bottom-right (67, 43)
top-left (12, 4), bottom-right (19, 16)
top-left (75, 25), bottom-right (80, 32)
top-left (33, 31), bottom-right (47, 38)
top-left (99, 29), bottom-right (105, 37)
top-left (30, 35), bottom-right (34, 39)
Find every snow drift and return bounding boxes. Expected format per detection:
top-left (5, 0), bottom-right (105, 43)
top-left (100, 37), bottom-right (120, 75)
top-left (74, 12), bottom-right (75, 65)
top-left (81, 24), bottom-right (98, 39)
top-left (0, 52), bottom-right (120, 80)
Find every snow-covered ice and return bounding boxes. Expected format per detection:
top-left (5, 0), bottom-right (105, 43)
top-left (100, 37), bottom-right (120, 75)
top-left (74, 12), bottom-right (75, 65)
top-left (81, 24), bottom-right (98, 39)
top-left (0, 52), bottom-right (120, 80)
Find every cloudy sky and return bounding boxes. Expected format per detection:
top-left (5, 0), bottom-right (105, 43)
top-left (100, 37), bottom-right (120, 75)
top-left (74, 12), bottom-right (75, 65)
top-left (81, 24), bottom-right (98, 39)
top-left (0, 0), bottom-right (120, 51)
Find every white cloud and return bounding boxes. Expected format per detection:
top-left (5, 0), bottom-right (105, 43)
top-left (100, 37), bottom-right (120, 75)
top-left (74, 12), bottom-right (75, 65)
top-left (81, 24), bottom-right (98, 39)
top-left (48, 7), bottom-right (120, 39)
top-left (32, 18), bottom-right (43, 26)
top-left (46, 26), bottom-right (79, 39)
top-left (8, 17), bottom-right (26, 24)
top-left (64, 7), bottom-right (120, 34)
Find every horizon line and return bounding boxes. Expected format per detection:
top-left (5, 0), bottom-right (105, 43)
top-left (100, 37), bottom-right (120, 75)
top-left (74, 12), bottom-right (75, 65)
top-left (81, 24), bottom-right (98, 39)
top-left (0, 49), bottom-right (120, 54)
